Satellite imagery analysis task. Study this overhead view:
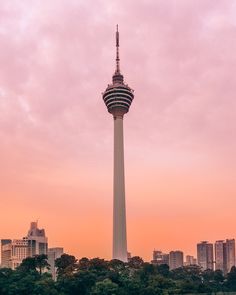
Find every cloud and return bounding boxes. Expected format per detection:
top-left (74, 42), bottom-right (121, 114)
top-left (0, 0), bottom-right (235, 259)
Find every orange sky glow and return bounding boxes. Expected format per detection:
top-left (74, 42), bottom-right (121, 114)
top-left (0, 0), bottom-right (236, 261)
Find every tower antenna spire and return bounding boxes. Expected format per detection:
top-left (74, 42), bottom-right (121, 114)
top-left (116, 24), bottom-right (120, 73)
top-left (102, 26), bottom-right (134, 262)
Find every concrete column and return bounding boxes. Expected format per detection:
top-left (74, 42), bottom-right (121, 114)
top-left (113, 115), bottom-right (127, 261)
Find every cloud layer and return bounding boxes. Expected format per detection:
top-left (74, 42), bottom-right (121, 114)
top-left (0, 0), bottom-right (236, 260)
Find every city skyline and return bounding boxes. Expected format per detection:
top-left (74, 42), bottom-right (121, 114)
top-left (1, 221), bottom-right (235, 267)
top-left (0, 0), bottom-right (236, 261)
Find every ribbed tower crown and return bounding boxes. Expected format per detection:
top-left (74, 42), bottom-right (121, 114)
top-left (103, 25), bottom-right (134, 117)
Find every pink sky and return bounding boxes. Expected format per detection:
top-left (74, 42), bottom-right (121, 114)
top-left (0, 0), bottom-right (236, 261)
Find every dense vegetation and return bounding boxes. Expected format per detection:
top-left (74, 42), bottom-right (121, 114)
top-left (1, 254), bottom-right (236, 294)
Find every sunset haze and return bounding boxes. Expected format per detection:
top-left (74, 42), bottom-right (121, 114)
top-left (0, 0), bottom-right (236, 261)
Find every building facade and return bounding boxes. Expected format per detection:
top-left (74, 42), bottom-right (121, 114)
top-left (197, 241), bottom-right (213, 270)
top-left (169, 251), bottom-right (184, 270)
top-left (1, 239), bottom-right (30, 269)
top-left (224, 239), bottom-right (235, 274)
top-left (185, 255), bottom-right (197, 266)
top-left (48, 247), bottom-right (64, 280)
top-left (152, 250), bottom-right (169, 266)
top-left (1, 239), bottom-right (12, 268)
top-left (214, 239), bottom-right (235, 274)
top-left (215, 240), bottom-right (225, 272)
top-left (1, 222), bottom-right (48, 270)
top-left (27, 221), bottom-right (48, 256)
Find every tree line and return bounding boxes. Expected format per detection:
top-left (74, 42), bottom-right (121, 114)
top-left (1, 254), bottom-right (236, 294)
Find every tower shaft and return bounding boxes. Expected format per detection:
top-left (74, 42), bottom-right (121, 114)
top-left (113, 115), bottom-right (127, 261)
top-left (103, 26), bottom-right (134, 262)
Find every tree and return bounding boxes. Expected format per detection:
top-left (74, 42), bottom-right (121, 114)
top-left (91, 278), bottom-right (119, 295)
top-left (227, 266), bottom-right (236, 291)
top-left (0, 268), bottom-right (13, 295)
top-left (35, 254), bottom-right (50, 275)
top-left (0, 255), bottom-right (231, 295)
top-left (17, 254), bottom-right (50, 275)
top-left (146, 275), bottom-right (176, 295)
top-left (33, 276), bottom-right (59, 295)
top-left (17, 256), bottom-right (37, 273)
top-left (89, 258), bottom-right (108, 272)
top-left (108, 259), bottom-right (126, 272)
top-left (55, 270), bottom-right (96, 295)
top-left (78, 257), bottom-right (90, 271)
top-left (138, 263), bottom-right (155, 284)
top-left (55, 254), bottom-right (77, 277)
top-left (120, 278), bottom-right (142, 295)
top-left (7, 271), bottom-right (39, 295)
top-left (157, 264), bottom-right (170, 277)
top-left (128, 256), bottom-right (144, 269)
top-left (214, 269), bottom-right (224, 283)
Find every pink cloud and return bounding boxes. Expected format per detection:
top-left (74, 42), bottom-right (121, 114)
top-left (0, 0), bottom-right (236, 260)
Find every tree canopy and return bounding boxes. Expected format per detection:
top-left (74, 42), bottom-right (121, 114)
top-left (0, 254), bottom-right (236, 294)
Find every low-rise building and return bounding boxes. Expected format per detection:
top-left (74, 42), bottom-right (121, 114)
top-left (48, 247), bottom-right (64, 280)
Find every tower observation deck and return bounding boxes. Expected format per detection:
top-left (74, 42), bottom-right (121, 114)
top-left (103, 26), bottom-right (134, 118)
top-left (102, 26), bottom-right (134, 262)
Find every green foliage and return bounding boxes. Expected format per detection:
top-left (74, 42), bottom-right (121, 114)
top-left (128, 256), bottom-right (144, 269)
top-left (56, 270), bottom-right (96, 295)
top-left (157, 264), bottom-right (170, 277)
top-left (35, 254), bottom-right (50, 275)
top-left (17, 256), bottom-right (37, 273)
top-left (17, 254), bottom-right (50, 275)
top-left (1, 255), bottom-right (236, 294)
top-left (108, 259), bottom-right (126, 272)
top-left (55, 253), bottom-right (77, 277)
top-left (91, 278), bottom-right (119, 295)
top-left (32, 276), bottom-right (58, 295)
top-left (226, 266), bottom-right (236, 291)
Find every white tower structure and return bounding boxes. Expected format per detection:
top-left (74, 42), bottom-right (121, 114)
top-left (103, 26), bottom-right (134, 261)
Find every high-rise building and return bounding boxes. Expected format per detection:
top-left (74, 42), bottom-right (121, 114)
top-left (1, 239), bottom-right (12, 268)
top-left (185, 255), bottom-right (197, 266)
top-left (215, 240), bottom-right (224, 271)
top-left (169, 251), bottom-right (184, 270)
top-left (102, 26), bottom-right (134, 262)
top-left (214, 239), bottom-right (235, 274)
top-left (27, 221), bottom-right (48, 256)
top-left (1, 239), bottom-right (29, 269)
top-left (224, 239), bottom-right (235, 274)
top-left (197, 241), bottom-right (213, 270)
top-left (152, 250), bottom-right (169, 266)
top-left (1, 222), bottom-right (48, 270)
top-left (48, 247), bottom-right (64, 280)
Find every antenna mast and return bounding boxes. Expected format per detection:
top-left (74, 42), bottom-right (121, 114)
top-left (116, 24), bottom-right (120, 73)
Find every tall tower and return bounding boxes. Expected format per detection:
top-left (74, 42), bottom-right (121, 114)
top-left (102, 26), bottom-right (134, 261)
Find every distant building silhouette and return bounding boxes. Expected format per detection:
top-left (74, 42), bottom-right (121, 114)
top-left (224, 239), bottom-right (235, 274)
top-left (213, 239), bottom-right (235, 274)
top-left (1, 239), bottom-right (12, 268)
top-left (185, 255), bottom-right (197, 266)
top-left (1, 222), bottom-right (48, 269)
top-left (127, 252), bottom-right (132, 261)
top-left (152, 250), bottom-right (169, 266)
top-left (169, 251), bottom-right (184, 270)
top-left (1, 239), bottom-right (30, 269)
top-left (27, 221), bottom-right (48, 256)
top-left (48, 247), bottom-right (64, 280)
top-left (215, 240), bottom-right (225, 272)
top-left (197, 241), bottom-right (213, 270)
